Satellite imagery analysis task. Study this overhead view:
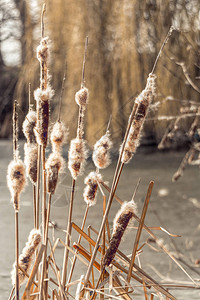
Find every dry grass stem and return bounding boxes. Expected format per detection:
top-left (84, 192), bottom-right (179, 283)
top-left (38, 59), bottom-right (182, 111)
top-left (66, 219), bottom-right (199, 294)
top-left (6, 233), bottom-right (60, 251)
top-left (127, 181), bottom-right (154, 285)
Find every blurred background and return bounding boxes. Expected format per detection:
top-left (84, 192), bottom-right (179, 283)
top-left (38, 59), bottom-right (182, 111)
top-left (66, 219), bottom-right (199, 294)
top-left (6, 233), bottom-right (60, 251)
top-left (0, 0), bottom-right (200, 145)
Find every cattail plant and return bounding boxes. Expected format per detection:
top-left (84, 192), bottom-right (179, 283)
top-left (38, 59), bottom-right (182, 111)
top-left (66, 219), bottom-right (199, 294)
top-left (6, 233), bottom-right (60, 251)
top-left (34, 37), bottom-right (54, 148)
top-left (93, 129), bottom-right (113, 170)
top-left (83, 172), bottom-right (102, 207)
top-left (121, 73), bottom-right (157, 164)
top-left (7, 101), bottom-right (26, 300)
top-left (102, 201), bottom-right (137, 268)
top-left (11, 229), bottom-right (41, 286)
top-left (83, 28), bottom-right (175, 291)
top-left (46, 152), bottom-right (65, 195)
top-left (66, 171), bottom-right (102, 290)
top-left (23, 85), bottom-right (38, 229)
top-left (62, 36), bottom-right (89, 287)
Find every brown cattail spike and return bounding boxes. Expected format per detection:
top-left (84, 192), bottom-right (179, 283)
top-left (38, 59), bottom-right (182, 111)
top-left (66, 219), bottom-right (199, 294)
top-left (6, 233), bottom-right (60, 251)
top-left (24, 143), bottom-right (38, 185)
top-left (75, 87), bottom-right (89, 108)
top-left (121, 73), bottom-right (156, 164)
top-left (68, 137), bottom-right (88, 180)
top-left (46, 152), bottom-right (64, 194)
top-left (11, 229), bottom-right (41, 286)
top-left (7, 160), bottom-right (26, 211)
top-left (50, 121), bottom-right (68, 153)
top-left (22, 111), bottom-right (37, 144)
top-left (83, 172), bottom-right (102, 207)
top-left (102, 201), bottom-right (137, 268)
top-left (93, 131), bottom-right (113, 169)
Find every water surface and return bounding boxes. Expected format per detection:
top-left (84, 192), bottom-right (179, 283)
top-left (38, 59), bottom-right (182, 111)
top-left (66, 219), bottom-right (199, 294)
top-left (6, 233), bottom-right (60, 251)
top-left (0, 141), bottom-right (200, 299)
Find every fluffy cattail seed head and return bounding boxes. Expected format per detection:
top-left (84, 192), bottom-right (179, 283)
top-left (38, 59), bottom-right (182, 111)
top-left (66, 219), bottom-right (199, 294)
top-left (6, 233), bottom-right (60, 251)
top-left (83, 172), bottom-right (102, 207)
top-left (93, 132), bottom-right (113, 169)
top-left (46, 152), bottom-right (64, 194)
top-left (22, 111), bottom-right (37, 144)
top-left (34, 100), bottom-right (49, 147)
top-left (120, 74), bottom-right (156, 164)
top-left (102, 201), bottom-right (137, 268)
top-left (75, 87), bottom-right (89, 108)
top-left (11, 229), bottom-right (41, 286)
top-left (7, 159), bottom-right (26, 211)
top-left (37, 37), bottom-right (49, 63)
top-left (50, 121), bottom-right (68, 152)
top-left (34, 86), bottom-right (54, 103)
top-left (24, 143), bottom-right (38, 185)
top-left (68, 137), bottom-right (88, 179)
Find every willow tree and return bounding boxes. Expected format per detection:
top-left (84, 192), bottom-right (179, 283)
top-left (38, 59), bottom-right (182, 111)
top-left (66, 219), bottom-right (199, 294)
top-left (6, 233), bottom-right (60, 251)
top-left (9, 0), bottom-right (200, 144)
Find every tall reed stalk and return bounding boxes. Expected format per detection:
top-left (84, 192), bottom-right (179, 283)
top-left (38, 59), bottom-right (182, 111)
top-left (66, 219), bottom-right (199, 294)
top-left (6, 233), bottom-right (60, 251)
top-left (62, 36), bottom-right (89, 288)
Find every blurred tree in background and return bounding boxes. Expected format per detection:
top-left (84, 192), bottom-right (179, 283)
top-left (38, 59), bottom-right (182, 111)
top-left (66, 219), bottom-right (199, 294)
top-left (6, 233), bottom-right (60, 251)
top-left (0, 0), bottom-right (200, 146)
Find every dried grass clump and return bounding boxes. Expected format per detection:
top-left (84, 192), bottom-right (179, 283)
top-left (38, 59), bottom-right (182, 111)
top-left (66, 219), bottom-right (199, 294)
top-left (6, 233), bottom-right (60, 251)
top-left (22, 111), bottom-right (37, 144)
top-left (75, 87), bottom-right (89, 108)
top-left (46, 152), bottom-right (65, 194)
top-left (24, 143), bottom-right (38, 185)
top-left (93, 132), bottom-right (113, 169)
top-left (50, 121), bottom-right (67, 152)
top-left (68, 137), bottom-right (87, 179)
top-left (102, 201), bottom-right (137, 268)
top-left (7, 159), bottom-right (26, 211)
top-left (11, 229), bottom-right (41, 286)
top-left (83, 172), bottom-right (102, 206)
top-left (121, 73), bottom-right (156, 164)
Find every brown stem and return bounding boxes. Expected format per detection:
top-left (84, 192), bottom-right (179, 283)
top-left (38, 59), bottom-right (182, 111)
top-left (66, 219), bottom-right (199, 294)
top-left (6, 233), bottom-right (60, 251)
top-left (8, 286), bottom-right (15, 300)
top-left (62, 178), bottom-right (76, 287)
top-left (126, 181), bottom-right (154, 286)
top-left (81, 36), bottom-right (88, 88)
top-left (66, 204), bottom-right (89, 291)
top-left (58, 67), bottom-right (66, 122)
top-left (36, 145), bottom-right (41, 229)
top-left (15, 211), bottom-right (19, 300)
top-left (39, 193), bottom-right (51, 300)
top-left (33, 185), bottom-right (36, 229)
top-left (41, 4), bottom-right (46, 39)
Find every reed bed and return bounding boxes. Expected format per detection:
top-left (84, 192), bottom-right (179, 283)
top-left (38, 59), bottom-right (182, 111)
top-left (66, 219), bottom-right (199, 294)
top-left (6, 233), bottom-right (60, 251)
top-left (5, 6), bottom-right (200, 300)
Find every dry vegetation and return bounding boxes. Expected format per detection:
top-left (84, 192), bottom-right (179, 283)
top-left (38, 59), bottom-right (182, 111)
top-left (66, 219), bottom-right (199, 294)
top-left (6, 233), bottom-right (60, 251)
top-left (5, 4), bottom-right (200, 300)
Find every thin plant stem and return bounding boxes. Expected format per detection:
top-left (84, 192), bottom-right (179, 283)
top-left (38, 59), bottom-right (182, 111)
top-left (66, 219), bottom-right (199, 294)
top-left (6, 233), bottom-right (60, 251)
top-left (87, 227), bottom-right (95, 287)
top-left (25, 244), bottom-right (45, 296)
top-left (15, 211), bottom-right (19, 300)
top-left (151, 26), bottom-right (174, 74)
top-left (66, 204), bottom-right (90, 291)
top-left (126, 181), bottom-right (154, 287)
top-left (28, 83), bottom-right (31, 110)
top-left (41, 4), bottom-right (46, 39)
top-left (62, 178), bottom-right (76, 287)
top-left (8, 286), bottom-right (15, 300)
top-left (81, 36), bottom-right (88, 88)
top-left (48, 240), bottom-right (66, 300)
top-left (33, 185), bottom-right (37, 229)
top-left (39, 193), bottom-right (51, 300)
top-left (36, 145), bottom-right (41, 230)
top-left (58, 67), bottom-right (66, 122)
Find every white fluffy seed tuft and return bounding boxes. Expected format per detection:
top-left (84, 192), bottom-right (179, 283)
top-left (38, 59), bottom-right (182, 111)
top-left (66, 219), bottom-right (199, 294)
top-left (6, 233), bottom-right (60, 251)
top-left (7, 159), bottom-right (26, 211)
top-left (68, 138), bottom-right (88, 179)
top-left (75, 87), bottom-right (89, 107)
top-left (93, 132), bottom-right (113, 169)
top-left (83, 172), bottom-right (102, 206)
top-left (11, 229), bottom-right (41, 286)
